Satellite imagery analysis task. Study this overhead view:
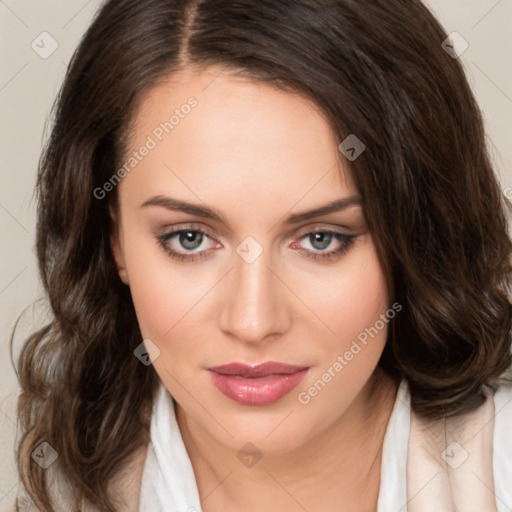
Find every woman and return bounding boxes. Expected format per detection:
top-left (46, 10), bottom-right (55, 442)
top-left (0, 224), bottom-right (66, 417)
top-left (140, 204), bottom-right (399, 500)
top-left (11, 0), bottom-right (512, 511)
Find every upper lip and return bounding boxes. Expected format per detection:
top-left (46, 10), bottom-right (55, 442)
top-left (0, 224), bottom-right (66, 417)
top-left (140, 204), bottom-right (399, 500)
top-left (208, 362), bottom-right (309, 378)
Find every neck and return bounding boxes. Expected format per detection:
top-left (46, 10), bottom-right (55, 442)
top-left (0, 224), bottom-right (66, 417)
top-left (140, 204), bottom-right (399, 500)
top-left (177, 367), bottom-right (399, 512)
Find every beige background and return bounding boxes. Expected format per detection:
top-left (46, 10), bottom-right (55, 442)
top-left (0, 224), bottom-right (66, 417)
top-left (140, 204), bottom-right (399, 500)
top-left (1, 0), bottom-right (511, 504)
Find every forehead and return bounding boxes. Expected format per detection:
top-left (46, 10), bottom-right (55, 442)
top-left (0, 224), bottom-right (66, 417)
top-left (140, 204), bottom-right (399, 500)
top-left (119, 66), bottom-right (357, 214)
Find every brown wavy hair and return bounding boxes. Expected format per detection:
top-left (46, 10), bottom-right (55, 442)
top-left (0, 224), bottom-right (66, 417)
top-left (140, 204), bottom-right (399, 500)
top-left (12, 0), bottom-right (512, 510)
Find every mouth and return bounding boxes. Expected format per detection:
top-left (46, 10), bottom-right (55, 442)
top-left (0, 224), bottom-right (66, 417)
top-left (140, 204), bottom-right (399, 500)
top-left (207, 362), bottom-right (310, 406)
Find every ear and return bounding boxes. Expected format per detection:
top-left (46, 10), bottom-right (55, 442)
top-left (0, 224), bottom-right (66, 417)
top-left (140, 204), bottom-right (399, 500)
top-left (109, 204), bottom-right (129, 285)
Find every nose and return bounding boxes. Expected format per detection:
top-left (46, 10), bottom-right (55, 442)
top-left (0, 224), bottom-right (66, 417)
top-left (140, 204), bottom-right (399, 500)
top-left (218, 245), bottom-right (291, 345)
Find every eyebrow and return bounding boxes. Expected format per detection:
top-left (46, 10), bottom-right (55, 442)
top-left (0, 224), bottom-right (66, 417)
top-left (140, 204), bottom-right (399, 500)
top-left (140, 194), bottom-right (362, 225)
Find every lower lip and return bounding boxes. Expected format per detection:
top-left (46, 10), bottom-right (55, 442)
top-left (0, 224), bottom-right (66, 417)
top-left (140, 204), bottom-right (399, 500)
top-left (208, 369), bottom-right (309, 406)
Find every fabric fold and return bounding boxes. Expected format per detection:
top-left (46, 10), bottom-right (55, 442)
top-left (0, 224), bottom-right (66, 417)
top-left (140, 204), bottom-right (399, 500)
top-left (139, 382), bottom-right (203, 512)
top-left (377, 378), bottom-right (410, 512)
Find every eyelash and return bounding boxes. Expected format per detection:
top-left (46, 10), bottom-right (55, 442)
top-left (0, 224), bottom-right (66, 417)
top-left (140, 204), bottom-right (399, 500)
top-left (156, 225), bottom-right (356, 263)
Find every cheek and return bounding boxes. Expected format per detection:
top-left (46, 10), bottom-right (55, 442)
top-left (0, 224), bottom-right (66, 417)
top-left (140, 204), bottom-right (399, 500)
top-left (335, 255), bottom-right (389, 343)
top-left (297, 236), bottom-right (390, 350)
top-left (120, 228), bottom-right (206, 346)
top-left (293, 242), bottom-right (391, 424)
top-left (126, 257), bottom-right (214, 388)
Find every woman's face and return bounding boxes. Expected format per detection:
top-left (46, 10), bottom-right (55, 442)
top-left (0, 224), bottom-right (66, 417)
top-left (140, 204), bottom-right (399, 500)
top-left (111, 66), bottom-right (392, 455)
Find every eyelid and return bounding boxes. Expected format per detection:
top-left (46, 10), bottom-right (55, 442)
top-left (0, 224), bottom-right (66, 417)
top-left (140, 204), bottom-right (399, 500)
top-left (155, 222), bottom-right (217, 239)
top-left (293, 223), bottom-right (354, 238)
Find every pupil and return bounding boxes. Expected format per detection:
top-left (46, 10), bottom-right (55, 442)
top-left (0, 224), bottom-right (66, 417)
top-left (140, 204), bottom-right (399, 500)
top-left (180, 231), bottom-right (203, 250)
top-left (311, 232), bottom-right (332, 250)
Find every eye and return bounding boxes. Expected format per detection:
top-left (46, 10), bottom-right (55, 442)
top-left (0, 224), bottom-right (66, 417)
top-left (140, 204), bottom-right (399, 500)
top-left (291, 230), bottom-right (356, 262)
top-left (156, 225), bottom-right (220, 262)
top-left (155, 226), bottom-right (356, 263)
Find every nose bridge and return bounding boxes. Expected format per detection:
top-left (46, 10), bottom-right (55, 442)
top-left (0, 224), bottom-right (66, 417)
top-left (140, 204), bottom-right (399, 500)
top-left (219, 241), bottom-right (288, 343)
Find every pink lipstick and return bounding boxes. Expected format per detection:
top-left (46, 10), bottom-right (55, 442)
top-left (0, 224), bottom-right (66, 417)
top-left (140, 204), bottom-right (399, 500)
top-left (208, 362), bottom-right (309, 406)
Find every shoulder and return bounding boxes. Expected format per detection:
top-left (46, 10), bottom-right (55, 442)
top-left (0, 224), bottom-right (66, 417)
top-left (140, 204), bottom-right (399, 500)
top-left (407, 371), bottom-right (512, 511)
top-left (110, 441), bottom-right (150, 510)
top-left (488, 368), bottom-right (512, 466)
top-left (13, 441), bottom-right (149, 511)
top-left (1, 382), bottom-right (150, 512)
top-left (490, 374), bottom-right (512, 511)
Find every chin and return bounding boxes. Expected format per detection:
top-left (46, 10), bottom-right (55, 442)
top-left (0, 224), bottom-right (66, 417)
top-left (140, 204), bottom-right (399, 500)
top-left (202, 403), bottom-right (320, 457)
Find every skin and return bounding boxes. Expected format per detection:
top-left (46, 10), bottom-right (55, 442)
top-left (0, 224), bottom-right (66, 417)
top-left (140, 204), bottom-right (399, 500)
top-left (110, 66), bottom-right (400, 512)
